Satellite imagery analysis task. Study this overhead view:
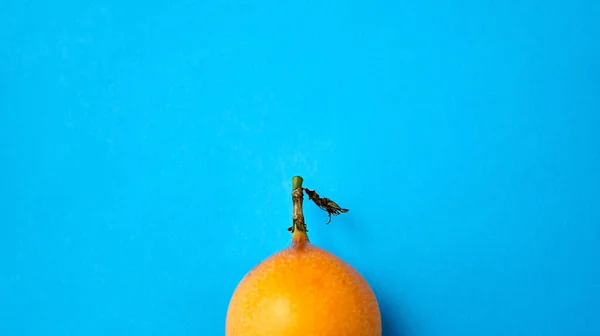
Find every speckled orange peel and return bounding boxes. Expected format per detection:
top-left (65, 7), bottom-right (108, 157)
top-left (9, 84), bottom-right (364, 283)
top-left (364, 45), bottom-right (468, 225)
top-left (225, 176), bottom-right (382, 336)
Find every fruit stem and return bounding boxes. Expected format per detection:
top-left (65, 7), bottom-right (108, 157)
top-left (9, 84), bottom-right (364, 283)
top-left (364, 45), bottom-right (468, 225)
top-left (291, 175), bottom-right (309, 244)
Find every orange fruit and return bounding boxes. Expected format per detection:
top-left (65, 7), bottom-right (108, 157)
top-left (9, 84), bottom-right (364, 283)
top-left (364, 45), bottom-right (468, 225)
top-left (225, 176), bottom-right (382, 336)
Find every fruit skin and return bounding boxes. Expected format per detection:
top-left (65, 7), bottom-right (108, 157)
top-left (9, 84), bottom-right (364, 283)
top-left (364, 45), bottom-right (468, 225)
top-left (225, 241), bottom-right (382, 336)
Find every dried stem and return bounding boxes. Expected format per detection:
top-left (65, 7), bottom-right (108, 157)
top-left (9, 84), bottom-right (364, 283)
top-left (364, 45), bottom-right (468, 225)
top-left (287, 176), bottom-right (349, 245)
top-left (289, 176), bottom-right (309, 244)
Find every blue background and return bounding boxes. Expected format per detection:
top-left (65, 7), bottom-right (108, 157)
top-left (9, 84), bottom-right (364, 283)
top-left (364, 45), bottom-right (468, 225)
top-left (1, 0), bottom-right (599, 335)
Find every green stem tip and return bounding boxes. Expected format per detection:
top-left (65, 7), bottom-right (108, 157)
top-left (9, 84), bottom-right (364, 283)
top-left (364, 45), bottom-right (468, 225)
top-left (292, 175), bottom-right (303, 190)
